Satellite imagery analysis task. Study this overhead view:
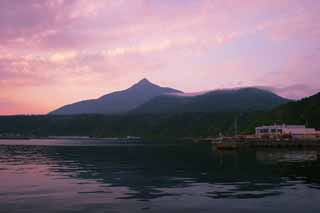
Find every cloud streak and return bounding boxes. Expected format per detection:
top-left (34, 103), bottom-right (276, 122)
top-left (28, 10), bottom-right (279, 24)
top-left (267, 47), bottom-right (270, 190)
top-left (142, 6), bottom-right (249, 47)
top-left (0, 0), bottom-right (319, 114)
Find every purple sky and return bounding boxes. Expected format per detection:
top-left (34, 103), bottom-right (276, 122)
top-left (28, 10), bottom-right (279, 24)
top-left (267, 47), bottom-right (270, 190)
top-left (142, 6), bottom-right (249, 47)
top-left (0, 0), bottom-right (319, 114)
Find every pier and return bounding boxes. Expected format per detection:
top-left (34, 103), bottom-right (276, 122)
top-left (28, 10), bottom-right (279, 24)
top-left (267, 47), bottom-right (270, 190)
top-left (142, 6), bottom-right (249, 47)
top-left (212, 137), bottom-right (320, 150)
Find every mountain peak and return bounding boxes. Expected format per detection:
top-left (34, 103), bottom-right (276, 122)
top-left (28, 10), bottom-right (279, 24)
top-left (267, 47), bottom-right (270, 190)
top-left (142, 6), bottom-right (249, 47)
top-left (140, 78), bottom-right (150, 82)
top-left (131, 78), bottom-right (156, 89)
top-left (137, 78), bottom-right (152, 85)
top-left (50, 77), bottom-right (182, 115)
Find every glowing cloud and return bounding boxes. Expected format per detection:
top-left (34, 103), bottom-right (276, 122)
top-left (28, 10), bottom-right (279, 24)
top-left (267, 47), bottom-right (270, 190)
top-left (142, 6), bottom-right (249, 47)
top-left (0, 0), bottom-right (319, 114)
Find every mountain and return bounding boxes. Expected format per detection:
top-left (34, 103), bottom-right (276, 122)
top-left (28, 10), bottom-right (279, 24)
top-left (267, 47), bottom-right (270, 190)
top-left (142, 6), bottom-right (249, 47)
top-left (50, 79), bottom-right (182, 115)
top-left (131, 87), bottom-right (290, 114)
top-left (252, 92), bottom-right (320, 128)
top-left (3, 88), bottom-right (291, 139)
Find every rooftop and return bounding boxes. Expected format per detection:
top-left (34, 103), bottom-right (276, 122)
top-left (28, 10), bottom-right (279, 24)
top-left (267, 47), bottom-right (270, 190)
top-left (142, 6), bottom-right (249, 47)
top-left (256, 125), bottom-right (306, 129)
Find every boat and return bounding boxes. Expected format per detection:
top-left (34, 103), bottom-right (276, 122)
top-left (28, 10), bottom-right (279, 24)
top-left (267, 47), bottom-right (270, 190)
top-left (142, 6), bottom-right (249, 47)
top-left (215, 142), bottom-right (239, 150)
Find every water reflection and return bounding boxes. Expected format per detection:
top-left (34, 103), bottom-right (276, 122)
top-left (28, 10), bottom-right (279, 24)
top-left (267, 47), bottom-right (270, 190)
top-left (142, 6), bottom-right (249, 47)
top-left (256, 150), bottom-right (319, 163)
top-left (1, 142), bottom-right (320, 212)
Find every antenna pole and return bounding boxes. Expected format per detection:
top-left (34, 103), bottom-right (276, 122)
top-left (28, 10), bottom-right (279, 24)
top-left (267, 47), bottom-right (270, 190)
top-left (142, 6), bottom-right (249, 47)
top-left (234, 116), bottom-right (238, 136)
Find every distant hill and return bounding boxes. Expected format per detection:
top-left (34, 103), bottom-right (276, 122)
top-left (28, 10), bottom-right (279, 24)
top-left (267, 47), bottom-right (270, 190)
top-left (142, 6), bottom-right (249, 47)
top-left (132, 88), bottom-right (290, 114)
top-left (50, 79), bottom-right (182, 115)
top-left (3, 92), bottom-right (319, 139)
top-left (251, 92), bottom-right (320, 128)
top-left (50, 78), bottom-right (289, 116)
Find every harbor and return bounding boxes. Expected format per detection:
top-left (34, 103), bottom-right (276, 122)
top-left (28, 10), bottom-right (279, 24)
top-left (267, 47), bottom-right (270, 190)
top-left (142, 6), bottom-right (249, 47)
top-left (179, 135), bottom-right (320, 149)
top-left (211, 124), bottom-right (320, 150)
top-left (214, 139), bottom-right (320, 150)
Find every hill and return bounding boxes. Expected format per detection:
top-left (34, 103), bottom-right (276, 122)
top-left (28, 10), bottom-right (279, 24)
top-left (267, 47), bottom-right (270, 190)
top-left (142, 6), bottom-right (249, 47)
top-left (3, 92), bottom-right (319, 139)
top-left (250, 92), bottom-right (320, 129)
top-left (132, 87), bottom-right (289, 114)
top-left (50, 79), bottom-right (182, 115)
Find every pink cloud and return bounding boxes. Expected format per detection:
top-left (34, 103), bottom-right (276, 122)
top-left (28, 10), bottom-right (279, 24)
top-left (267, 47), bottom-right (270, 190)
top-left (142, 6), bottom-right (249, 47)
top-left (270, 84), bottom-right (319, 100)
top-left (0, 0), bottom-right (320, 114)
top-left (259, 50), bottom-right (320, 90)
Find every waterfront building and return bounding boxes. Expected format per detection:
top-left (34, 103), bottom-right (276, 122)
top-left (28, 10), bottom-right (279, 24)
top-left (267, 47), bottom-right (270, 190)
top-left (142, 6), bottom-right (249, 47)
top-left (255, 124), bottom-right (320, 139)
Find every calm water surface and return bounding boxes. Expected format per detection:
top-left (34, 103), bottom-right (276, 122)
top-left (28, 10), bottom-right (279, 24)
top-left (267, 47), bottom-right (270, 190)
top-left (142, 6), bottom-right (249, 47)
top-left (1, 139), bottom-right (320, 213)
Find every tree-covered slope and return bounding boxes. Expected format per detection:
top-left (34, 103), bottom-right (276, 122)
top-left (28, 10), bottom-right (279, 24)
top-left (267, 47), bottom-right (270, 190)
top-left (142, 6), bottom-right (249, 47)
top-left (248, 92), bottom-right (320, 130)
top-left (132, 88), bottom-right (289, 114)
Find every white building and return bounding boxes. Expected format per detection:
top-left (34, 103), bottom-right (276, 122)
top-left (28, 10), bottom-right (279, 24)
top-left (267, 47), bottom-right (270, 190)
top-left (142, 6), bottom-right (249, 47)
top-left (255, 124), bottom-right (320, 139)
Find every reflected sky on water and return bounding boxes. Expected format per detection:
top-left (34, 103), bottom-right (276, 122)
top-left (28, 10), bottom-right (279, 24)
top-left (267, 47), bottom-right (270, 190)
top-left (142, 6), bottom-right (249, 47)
top-left (1, 140), bottom-right (320, 212)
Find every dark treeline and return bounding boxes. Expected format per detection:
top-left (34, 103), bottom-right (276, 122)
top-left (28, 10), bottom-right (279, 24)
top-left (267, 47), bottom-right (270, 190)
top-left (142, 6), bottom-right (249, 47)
top-left (0, 112), bottom-right (257, 139)
top-left (1, 92), bottom-right (319, 139)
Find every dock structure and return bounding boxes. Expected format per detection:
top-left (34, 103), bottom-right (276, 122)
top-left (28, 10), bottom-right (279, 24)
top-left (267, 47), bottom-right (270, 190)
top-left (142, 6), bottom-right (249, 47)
top-left (224, 140), bottom-right (320, 149)
top-left (180, 124), bottom-right (320, 149)
top-left (213, 124), bottom-right (320, 150)
top-left (213, 137), bottom-right (320, 150)
top-left (255, 124), bottom-right (320, 140)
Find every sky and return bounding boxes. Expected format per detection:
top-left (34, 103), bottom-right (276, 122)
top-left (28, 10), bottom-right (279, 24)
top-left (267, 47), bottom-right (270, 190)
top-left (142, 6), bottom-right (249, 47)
top-left (0, 0), bottom-right (320, 115)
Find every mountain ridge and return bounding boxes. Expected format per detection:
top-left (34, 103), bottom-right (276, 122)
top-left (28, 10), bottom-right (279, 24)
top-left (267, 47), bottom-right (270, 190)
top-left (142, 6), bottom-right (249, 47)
top-left (50, 79), bottom-right (182, 115)
top-left (50, 79), bottom-right (290, 115)
top-left (131, 87), bottom-right (290, 114)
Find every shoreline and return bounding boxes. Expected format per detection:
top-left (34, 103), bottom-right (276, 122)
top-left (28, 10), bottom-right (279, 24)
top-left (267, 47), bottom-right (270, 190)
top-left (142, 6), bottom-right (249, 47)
top-left (0, 136), bottom-right (141, 140)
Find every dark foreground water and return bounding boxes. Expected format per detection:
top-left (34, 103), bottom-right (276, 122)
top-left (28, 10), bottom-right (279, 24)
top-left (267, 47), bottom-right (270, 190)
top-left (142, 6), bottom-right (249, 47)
top-left (1, 140), bottom-right (320, 213)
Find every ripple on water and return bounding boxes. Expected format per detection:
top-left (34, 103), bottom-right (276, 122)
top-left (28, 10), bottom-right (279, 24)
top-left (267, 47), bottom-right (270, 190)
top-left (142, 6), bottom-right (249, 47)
top-left (1, 141), bottom-right (320, 212)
